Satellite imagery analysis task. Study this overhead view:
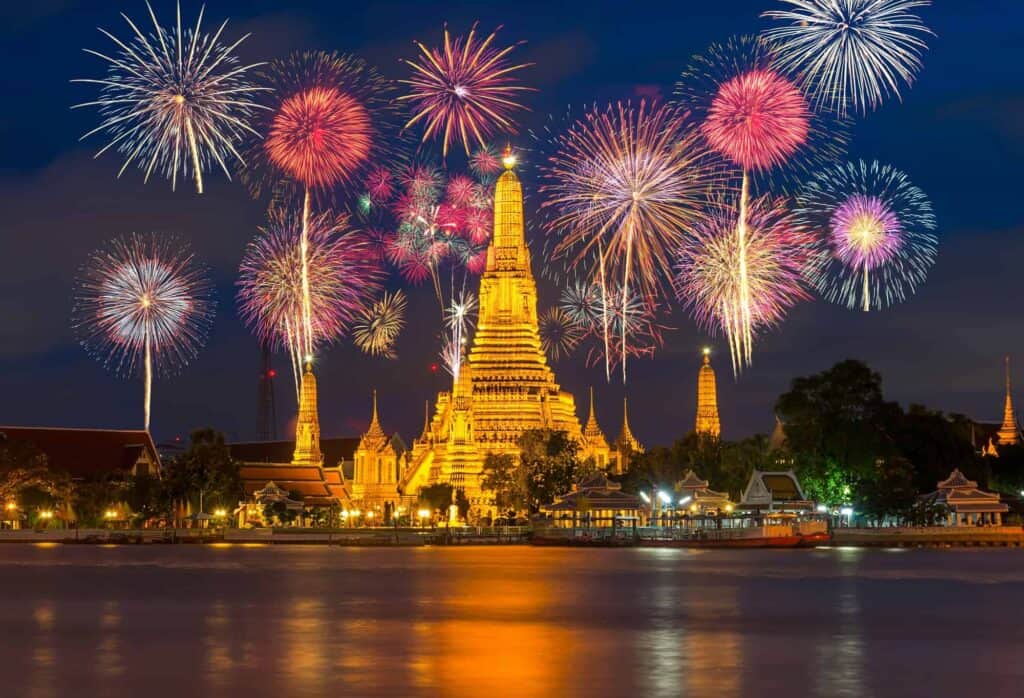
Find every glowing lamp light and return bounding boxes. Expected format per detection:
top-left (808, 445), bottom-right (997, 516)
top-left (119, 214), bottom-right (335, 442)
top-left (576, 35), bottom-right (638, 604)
top-left (213, 508), bottom-right (227, 518)
top-left (417, 508), bottom-right (431, 520)
top-left (677, 495), bottom-right (692, 506)
top-left (104, 509), bottom-right (117, 520)
top-left (366, 511), bottom-right (375, 520)
top-left (816, 504), bottom-right (829, 513)
top-left (4, 502), bottom-right (16, 511)
top-left (724, 503), bottom-right (734, 513)
top-left (840, 507), bottom-right (854, 517)
top-left (657, 491), bottom-right (672, 505)
top-left (702, 346), bottom-right (711, 356)
top-left (340, 511), bottom-right (350, 519)
top-left (639, 491), bottom-right (651, 504)
top-left (39, 510), bottom-right (53, 520)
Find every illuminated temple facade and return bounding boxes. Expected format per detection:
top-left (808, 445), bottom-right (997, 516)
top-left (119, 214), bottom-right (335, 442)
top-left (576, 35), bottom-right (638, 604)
top-left (398, 153), bottom-right (610, 511)
top-left (695, 348), bottom-right (721, 439)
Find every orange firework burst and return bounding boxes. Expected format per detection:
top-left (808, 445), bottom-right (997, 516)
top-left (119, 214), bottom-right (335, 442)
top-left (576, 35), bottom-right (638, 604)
top-left (265, 86), bottom-right (373, 190)
top-left (399, 23), bottom-right (534, 157)
top-left (250, 51), bottom-right (394, 198)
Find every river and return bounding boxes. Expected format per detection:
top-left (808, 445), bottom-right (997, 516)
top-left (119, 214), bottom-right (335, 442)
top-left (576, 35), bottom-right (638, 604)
top-left (0, 544), bottom-right (1021, 697)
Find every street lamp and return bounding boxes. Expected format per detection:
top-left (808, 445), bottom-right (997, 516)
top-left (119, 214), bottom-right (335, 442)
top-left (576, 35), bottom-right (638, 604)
top-left (417, 508), bottom-right (431, 527)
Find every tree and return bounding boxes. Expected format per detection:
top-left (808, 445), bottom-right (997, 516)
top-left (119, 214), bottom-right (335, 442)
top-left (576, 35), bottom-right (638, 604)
top-left (480, 453), bottom-right (524, 513)
top-left (775, 359), bottom-right (900, 495)
top-left (516, 429), bottom-right (583, 512)
top-left (418, 483), bottom-right (454, 513)
top-left (855, 457), bottom-right (918, 524)
top-left (165, 429), bottom-right (242, 514)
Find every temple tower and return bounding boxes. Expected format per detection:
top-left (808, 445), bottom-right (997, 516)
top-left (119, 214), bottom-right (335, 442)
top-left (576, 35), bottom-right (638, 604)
top-left (581, 387), bottom-right (611, 469)
top-left (399, 147), bottom-right (587, 510)
top-left (998, 355), bottom-right (1020, 445)
top-left (291, 362), bottom-right (323, 466)
top-left (351, 391), bottom-right (401, 512)
top-left (613, 397), bottom-right (644, 474)
top-left (695, 347), bottom-right (721, 439)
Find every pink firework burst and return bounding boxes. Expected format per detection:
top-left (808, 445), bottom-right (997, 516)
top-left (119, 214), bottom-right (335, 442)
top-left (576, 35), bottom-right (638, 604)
top-left (702, 68), bottom-right (810, 173)
top-left (829, 194), bottom-right (904, 271)
top-left (674, 195), bottom-right (822, 373)
top-left (364, 167), bottom-right (395, 203)
top-left (470, 144), bottom-right (504, 180)
top-left (236, 208), bottom-right (383, 352)
top-left (446, 175), bottom-right (477, 207)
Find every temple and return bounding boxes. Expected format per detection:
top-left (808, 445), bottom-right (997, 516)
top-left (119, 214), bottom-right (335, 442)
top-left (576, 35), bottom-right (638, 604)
top-left (398, 149), bottom-right (610, 514)
top-left (612, 397), bottom-right (643, 474)
top-left (997, 355), bottom-right (1019, 446)
top-left (695, 348), bottom-right (721, 438)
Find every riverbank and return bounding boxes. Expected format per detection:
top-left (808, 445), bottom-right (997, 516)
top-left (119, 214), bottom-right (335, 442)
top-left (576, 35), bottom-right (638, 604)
top-left (3, 525), bottom-right (1024, 548)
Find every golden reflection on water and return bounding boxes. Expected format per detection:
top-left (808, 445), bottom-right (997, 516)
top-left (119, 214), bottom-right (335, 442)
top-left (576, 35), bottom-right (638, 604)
top-left (97, 600), bottom-right (124, 680)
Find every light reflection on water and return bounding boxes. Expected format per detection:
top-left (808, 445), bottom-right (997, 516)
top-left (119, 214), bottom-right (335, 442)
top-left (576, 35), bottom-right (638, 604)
top-left (0, 546), bottom-right (1022, 697)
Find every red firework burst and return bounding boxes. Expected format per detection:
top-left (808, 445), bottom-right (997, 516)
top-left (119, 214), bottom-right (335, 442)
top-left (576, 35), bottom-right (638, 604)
top-left (253, 51), bottom-right (392, 196)
top-left (702, 68), bottom-right (809, 173)
top-left (399, 23), bottom-right (534, 157)
top-left (364, 167), bottom-right (394, 203)
top-left (265, 86), bottom-right (372, 189)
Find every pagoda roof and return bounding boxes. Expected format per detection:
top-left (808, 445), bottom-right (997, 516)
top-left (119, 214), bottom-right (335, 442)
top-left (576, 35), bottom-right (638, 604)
top-left (677, 470), bottom-right (710, 490)
top-left (0, 426), bottom-right (159, 479)
top-left (229, 437), bottom-right (358, 471)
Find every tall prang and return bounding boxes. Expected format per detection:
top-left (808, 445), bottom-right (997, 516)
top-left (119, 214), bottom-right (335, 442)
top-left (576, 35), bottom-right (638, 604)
top-left (291, 362), bottom-right (323, 466)
top-left (998, 355), bottom-right (1020, 445)
top-left (400, 147), bottom-right (601, 512)
top-left (695, 348), bottom-right (721, 439)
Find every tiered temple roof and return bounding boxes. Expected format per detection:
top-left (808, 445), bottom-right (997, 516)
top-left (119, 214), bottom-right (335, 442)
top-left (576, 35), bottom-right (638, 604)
top-left (399, 150), bottom-right (605, 510)
top-left (695, 349), bottom-right (721, 438)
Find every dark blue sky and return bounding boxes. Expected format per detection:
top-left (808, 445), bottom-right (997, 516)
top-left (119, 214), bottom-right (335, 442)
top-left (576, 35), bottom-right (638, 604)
top-left (1, 1), bottom-right (1022, 447)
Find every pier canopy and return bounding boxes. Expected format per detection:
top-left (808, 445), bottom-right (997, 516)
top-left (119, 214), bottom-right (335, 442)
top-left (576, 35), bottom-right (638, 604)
top-left (920, 469), bottom-right (1008, 527)
top-left (676, 469), bottom-right (731, 514)
top-left (543, 474), bottom-right (643, 528)
top-left (739, 469), bottom-right (815, 514)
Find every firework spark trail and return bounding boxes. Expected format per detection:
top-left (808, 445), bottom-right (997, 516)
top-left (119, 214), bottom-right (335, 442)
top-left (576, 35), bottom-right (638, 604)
top-left (74, 1), bottom-right (264, 193)
top-left (252, 51), bottom-right (393, 365)
top-left (443, 291), bottom-right (478, 380)
top-left (796, 160), bottom-right (937, 312)
top-left (540, 100), bottom-right (720, 382)
top-left (353, 290), bottom-right (408, 359)
top-left (399, 23), bottom-right (534, 157)
top-left (674, 195), bottom-right (822, 375)
top-left (237, 208), bottom-right (384, 392)
top-left (762, 0), bottom-right (934, 117)
top-left (557, 281), bottom-right (668, 372)
top-left (676, 36), bottom-right (835, 371)
top-left (73, 233), bottom-right (215, 430)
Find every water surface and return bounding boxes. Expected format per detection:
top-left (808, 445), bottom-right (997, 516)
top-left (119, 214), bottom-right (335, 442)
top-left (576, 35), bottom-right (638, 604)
top-left (0, 544), bottom-right (1021, 697)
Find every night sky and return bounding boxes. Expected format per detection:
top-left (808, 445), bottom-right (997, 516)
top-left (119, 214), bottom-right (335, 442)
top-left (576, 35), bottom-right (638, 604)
top-left (1, 1), bottom-right (1022, 448)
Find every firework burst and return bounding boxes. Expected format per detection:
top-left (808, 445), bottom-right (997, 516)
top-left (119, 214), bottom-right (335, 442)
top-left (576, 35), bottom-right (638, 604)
top-left (675, 196), bottom-right (822, 375)
top-left (442, 291), bottom-right (478, 379)
top-left (73, 233), bottom-right (215, 430)
top-left (675, 35), bottom-right (846, 371)
top-left (399, 23), bottom-right (534, 157)
top-left (237, 208), bottom-right (383, 392)
top-left (352, 290), bottom-right (407, 359)
top-left (539, 307), bottom-right (584, 361)
top-left (540, 99), bottom-right (720, 381)
top-left (796, 160), bottom-right (937, 311)
top-left (73, 1), bottom-right (264, 193)
top-left (762, 0), bottom-right (934, 116)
